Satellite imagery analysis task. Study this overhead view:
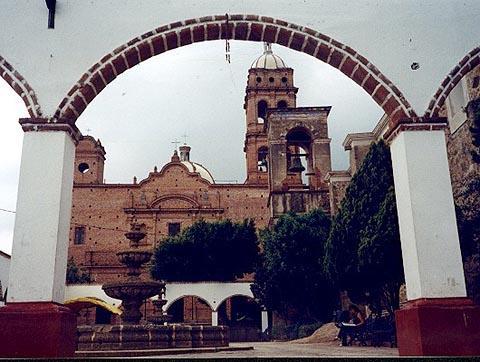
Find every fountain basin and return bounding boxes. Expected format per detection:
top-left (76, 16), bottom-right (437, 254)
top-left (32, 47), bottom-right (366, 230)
top-left (116, 250), bottom-right (153, 271)
top-left (102, 281), bottom-right (164, 324)
top-left (77, 324), bottom-right (229, 351)
top-left (102, 281), bottom-right (164, 301)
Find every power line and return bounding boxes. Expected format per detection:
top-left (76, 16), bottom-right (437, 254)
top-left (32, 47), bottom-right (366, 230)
top-left (0, 208), bottom-right (15, 214)
top-left (74, 222), bottom-right (157, 237)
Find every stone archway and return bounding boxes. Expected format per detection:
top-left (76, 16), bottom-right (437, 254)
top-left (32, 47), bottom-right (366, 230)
top-left (2, 12), bottom-right (479, 358)
top-left (0, 55), bottom-right (42, 118)
top-left (53, 14), bottom-right (416, 127)
top-left (166, 295), bottom-right (213, 324)
top-left (425, 46), bottom-right (480, 117)
top-left (216, 295), bottom-right (264, 342)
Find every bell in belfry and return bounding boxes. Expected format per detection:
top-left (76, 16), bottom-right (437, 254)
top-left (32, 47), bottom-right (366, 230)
top-left (289, 155), bottom-right (305, 173)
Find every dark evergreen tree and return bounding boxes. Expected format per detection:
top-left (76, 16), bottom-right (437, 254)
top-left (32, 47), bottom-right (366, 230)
top-left (251, 209), bottom-right (334, 322)
top-left (323, 141), bottom-right (396, 291)
top-left (358, 186), bottom-right (404, 313)
top-left (323, 140), bottom-right (404, 311)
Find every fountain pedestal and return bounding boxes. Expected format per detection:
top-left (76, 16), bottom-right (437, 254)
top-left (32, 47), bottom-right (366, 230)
top-left (102, 226), bottom-right (164, 324)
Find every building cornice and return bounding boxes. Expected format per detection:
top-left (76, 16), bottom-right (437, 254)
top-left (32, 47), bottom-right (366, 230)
top-left (342, 132), bottom-right (375, 150)
top-left (324, 170), bottom-right (352, 183)
top-left (19, 117), bottom-right (82, 144)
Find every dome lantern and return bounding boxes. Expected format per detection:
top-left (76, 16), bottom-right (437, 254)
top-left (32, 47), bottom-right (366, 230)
top-left (250, 42), bottom-right (287, 69)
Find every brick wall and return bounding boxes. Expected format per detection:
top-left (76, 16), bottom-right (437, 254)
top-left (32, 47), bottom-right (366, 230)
top-left (68, 161), bottom-right (270, 283)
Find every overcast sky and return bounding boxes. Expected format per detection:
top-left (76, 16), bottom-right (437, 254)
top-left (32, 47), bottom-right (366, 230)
top-left (0, 40), bottom-right (383, 254)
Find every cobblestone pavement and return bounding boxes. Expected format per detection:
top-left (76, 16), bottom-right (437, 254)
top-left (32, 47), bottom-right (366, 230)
top-left (164, 342), bottom-right (399, 358)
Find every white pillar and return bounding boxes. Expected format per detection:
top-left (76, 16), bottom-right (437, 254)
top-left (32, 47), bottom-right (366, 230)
top-left (7, 129), bottom-right (76, 303)
top-left (390, 130), bottom-right (467, 301)
top-left (261, 310), bottom-right (268, 333)
top-left (211, 310), bottom-right (218, 326)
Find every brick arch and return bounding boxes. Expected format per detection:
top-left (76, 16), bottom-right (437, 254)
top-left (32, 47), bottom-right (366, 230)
top-left (425, 46), bottom-right (480, 117)
top-left (0, 54), bottom-right (42, 117)
top-left (165, 295), bottom-right (214, 312)
top-left (150, 194), bottom-right (200, 209)
top-left (55, 14), bottom-right (416, 124)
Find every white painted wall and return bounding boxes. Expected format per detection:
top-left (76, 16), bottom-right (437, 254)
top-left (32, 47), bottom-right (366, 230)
top-left (164, 281), bottom-right (255, 311)
top-left (0, 0), bottom-right (478, 115)
top-left (390, 130), bottom-right (467, 300)
top-left (65, 282), bottom-right (255, 312)
top-left (7, 131), bottom-right (75, 303)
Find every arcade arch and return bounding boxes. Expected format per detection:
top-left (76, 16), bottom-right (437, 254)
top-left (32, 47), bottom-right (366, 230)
top-left (54, 15), bottom-right (416, 127)
top-left (426, 47), bottom-right (480, 117)
top-left (0, 55), bottom-right (41, 118)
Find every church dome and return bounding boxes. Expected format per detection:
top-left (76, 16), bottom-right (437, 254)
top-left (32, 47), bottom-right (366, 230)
top-left (251, 43), bottom-right (287, 69)
top-left (181, 161), bottom-right (215, 184)
top-left (176, 145), bottom-right (215, 183)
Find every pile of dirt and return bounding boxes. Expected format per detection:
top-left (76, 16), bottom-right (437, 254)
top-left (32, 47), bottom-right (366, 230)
top-left (289, 322), bottom-right (339, 344)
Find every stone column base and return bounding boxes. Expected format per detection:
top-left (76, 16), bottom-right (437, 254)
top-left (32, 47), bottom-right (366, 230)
top-left (396, 297), bottom-right (480, 356)
top-left (0, 302), bottom-right (76, 358)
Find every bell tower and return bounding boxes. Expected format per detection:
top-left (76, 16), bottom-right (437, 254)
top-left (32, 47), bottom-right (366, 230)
top-left (73, 136), bottom-right (106, 184)
top-left (244, 43), bottom-right (298, 184)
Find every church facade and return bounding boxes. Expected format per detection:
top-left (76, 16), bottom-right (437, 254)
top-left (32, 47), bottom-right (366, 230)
top-left (68, 44), bottom-right (344, 285)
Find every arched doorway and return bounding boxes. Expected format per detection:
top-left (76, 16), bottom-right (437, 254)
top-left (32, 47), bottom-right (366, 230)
top-left (166, 295), bottom-right (213, 324)
top-left (217, 295), bottom-right (263, 342)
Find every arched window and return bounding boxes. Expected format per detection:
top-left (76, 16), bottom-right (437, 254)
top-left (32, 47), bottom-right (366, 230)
top-left (277, 100), bottom-right (288, 109)
top-left (257, 100), bottom-right (268, 123)
top-left (257, 147), bottom-right (268, 172)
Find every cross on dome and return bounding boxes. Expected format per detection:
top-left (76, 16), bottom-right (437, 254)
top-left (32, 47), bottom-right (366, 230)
top-left (264, 42), bottom-right (273, 53)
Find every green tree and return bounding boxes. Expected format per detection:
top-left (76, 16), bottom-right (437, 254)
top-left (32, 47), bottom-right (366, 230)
top-left (324, 140), bottom-right (404, 311)
top-left (251, 209), bottom-right (334, 322)
top-left (66, 257), bottom-right (91, 284)
top-left (151, 219), bottom-right (259, 282)
top-left (358, 186), bottom-right (404, 314)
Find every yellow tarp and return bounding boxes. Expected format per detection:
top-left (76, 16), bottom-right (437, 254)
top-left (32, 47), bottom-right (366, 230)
top-left (64, 296), bottom-right (122, 315)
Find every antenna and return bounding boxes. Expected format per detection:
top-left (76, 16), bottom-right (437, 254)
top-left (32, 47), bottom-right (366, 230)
top-left (225, 14), bottom-right (231, 63)
top-left (181, 133), bottom-right (188, 145)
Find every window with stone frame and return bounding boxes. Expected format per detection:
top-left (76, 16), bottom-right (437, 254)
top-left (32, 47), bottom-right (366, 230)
top-left (168, 222), bottom-right (181, 236)
top-left (447, 77), bottom-right (469, 133)
top-left (74, 226), bottom-right (86, 245)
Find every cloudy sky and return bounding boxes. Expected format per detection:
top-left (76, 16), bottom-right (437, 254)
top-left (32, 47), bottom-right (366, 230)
top-left (0, 40), bottom-right (383, 254)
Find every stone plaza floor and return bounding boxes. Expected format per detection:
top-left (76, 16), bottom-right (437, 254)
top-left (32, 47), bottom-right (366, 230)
top-left (164, 341), bottom-right (399, 359)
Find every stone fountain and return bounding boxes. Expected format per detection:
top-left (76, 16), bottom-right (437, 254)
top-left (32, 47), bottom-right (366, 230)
top-left (76, 224), bottom-right (229, 352)
top-left (102, 224), bottom-right (164, 324)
